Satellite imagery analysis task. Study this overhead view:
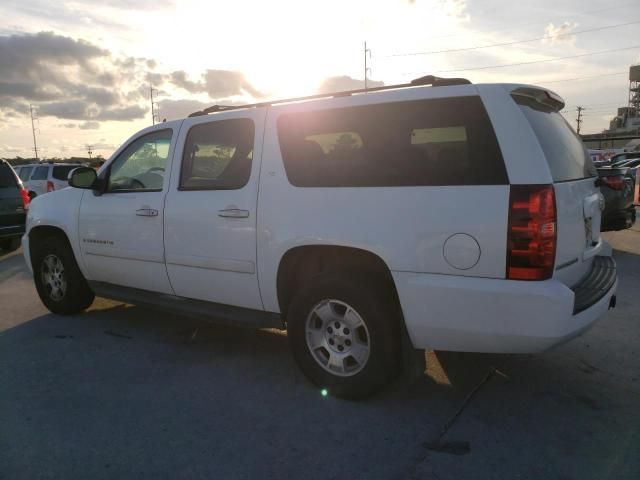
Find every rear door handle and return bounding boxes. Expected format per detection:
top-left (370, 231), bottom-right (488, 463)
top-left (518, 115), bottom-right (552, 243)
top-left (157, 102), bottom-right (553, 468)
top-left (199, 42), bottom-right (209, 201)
top-left (218, 208), bottom-right (249, 218)
top-left (136, 207), bottom-right (158, 217)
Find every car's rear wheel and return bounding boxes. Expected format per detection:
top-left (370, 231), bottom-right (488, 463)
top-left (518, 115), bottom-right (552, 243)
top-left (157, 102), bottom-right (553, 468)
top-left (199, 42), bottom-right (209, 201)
top-left (288, 272), bottom-right (401, 399)
top-left (0, 237), bottom-right (20, 252)
top-left (32, 235), bottom-right (94, 314)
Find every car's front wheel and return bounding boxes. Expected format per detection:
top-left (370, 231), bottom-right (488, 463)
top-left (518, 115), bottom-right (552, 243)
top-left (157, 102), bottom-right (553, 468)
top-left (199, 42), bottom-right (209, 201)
top-left (288, 273), bottom-right (401, 399)
top-left (32, 235), bottom-right (95, 314)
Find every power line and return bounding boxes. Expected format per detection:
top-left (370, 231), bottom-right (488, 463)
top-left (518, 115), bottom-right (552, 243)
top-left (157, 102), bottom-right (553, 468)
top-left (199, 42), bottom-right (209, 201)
top-left (381, 20), bottom-right (640, 58)
top-left (416, 45), bottom-right (640, 75)
top-left (538, 71), bottom-right (627, 84)
top-left (376, 2), bottom-right (639, 55)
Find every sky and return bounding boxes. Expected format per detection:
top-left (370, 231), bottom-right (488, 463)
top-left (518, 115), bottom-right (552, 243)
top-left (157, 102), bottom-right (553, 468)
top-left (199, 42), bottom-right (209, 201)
top-left (0, 0), bottom-right (639, 159)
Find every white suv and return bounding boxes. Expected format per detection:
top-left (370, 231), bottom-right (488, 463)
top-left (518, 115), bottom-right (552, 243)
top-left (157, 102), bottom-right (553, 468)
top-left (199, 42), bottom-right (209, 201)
top-left (15, 162), bottom-right (85, 198)
top-left (23, 76), bottom-right (617, 398)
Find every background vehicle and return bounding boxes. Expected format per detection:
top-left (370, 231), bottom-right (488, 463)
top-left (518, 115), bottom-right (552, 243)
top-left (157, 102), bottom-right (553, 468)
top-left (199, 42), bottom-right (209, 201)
top-left (608, 152), bottom-right (640, 168)
top-left (597, 166), bottom-right (637, 231)
top-left (23, 79), bottom-right (617, 398)
top-left (0, 160), bottom-right (29, 252)
top-left (17, 162), bottom-right (84, 199)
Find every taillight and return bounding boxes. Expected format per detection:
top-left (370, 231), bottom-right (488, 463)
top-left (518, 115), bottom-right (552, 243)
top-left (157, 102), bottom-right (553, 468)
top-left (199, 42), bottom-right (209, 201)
top-left (47, 181), bottom-right (55, 192)
top-left (507, 185), bottom-right (557, 281)
top-left (600, 176), bottom-right (624, 191)
top-left (20, 188), bottom-right (30, 210)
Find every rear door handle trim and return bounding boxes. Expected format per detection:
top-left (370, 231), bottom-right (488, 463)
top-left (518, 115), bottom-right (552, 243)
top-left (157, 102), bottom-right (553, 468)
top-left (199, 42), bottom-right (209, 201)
top-left (136, 207), bottom-right (158, 217)
top-left (218, 208), bottom-right (250, 218)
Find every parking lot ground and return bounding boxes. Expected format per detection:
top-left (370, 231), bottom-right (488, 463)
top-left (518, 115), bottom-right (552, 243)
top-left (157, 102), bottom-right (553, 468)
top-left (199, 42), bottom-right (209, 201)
top-left (1, 222), bottom-right (639, 480)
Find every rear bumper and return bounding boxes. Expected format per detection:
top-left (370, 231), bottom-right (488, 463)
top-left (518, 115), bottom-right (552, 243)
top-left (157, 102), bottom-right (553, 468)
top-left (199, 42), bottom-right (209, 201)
top-left (393, 255), bottom-right (617, 353)
top-left (0, 224), bottom-right (25, 240)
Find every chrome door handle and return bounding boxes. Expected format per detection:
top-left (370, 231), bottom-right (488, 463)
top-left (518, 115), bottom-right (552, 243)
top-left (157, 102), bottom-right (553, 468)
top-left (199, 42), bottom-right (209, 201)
top-left (136, 207), bottom-right (158, 217)
top-left (218, 208), bottom-right (249, 218)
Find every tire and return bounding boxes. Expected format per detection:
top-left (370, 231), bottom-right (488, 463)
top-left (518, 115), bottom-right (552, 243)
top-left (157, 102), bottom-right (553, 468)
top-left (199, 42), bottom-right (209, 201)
top-left (32, 235), bottom-right (94, 314)
top-left (288, 272), bottom-right (401, 399)
top-left (0, 237), bottom-right (21, 252)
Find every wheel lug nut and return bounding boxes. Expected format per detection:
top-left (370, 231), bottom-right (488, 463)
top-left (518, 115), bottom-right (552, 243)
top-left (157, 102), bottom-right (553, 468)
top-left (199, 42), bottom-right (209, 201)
top-left (329, 339), bottom-right (334, 345)
top-left (343, 328), bottom-right (350, 335)
top-left (345, 340), bottom-right (351, 346)
top-left (334, 322), bottom-right (340, 328)
top-left (338, 345), bottom-right (344, 352)
top-left (327, 327), bottom-right (333, 334)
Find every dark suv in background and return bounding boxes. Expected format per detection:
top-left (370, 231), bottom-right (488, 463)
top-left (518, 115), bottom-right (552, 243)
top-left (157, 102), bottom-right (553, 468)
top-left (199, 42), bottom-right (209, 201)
top-left (0, 160), bottom-right (30, 252)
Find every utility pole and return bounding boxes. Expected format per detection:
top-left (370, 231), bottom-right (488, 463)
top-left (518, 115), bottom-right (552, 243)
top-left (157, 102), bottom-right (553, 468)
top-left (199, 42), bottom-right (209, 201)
top-left (364, 41), bottom-right (371, 91)
top-left (576, 106), bottom-right (584, 135)
top-left (150, 85), bottom-right (160, 125)
top-left (29, 104), bottom-right (39, 161)
top-left (87, 145), bottom-right (93, 160)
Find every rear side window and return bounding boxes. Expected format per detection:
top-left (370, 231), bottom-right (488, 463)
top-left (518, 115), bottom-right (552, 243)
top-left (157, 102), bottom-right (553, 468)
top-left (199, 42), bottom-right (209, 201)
top-left (0, 164), bottom-right (18, 188)
top-left (19, 166), bottom-right (33, 181)
top-left (31, 166), bottom-right (49, 180)
top-left (515, 96), bottom-right (596, 182)
top-left (277, 97), bottom-right (508, 187)
top-left (180, 118), bottom-right (254, 190)
top-left (52, 165), bottom-right (78, 181)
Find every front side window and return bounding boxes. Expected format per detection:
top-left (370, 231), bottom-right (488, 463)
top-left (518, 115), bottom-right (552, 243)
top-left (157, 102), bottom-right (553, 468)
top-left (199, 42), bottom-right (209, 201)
top-left (180, 118), bottom-right (254, 190)
top-left (277, 97), bottom-right (507, 187)
top-left (108, 129), bottom-right (172, 192)
top-left (31, 166), bottom-right (49, 180)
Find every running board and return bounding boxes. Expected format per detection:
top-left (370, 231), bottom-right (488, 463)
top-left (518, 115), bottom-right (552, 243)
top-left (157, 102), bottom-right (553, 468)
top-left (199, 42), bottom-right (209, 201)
top-left (88, 281), bottom-right (283, 329)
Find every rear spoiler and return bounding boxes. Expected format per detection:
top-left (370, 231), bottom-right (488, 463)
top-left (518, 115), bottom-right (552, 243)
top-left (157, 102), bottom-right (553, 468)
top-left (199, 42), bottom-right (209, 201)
top-left (510, 87), bottom-right (565, 112)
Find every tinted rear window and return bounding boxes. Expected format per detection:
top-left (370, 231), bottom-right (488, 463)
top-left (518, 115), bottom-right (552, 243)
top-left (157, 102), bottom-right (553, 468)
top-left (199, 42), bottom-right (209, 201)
top-left (277, 97), bottom-right (508, 187)
top-left (515, 96), bottom-right (596, 182)
top-left (52, 165), bottom-right (78, 181)
top-left (31, 166), bottom-right (49, 180)
top-left (0, 164), bottom-right (18, 188)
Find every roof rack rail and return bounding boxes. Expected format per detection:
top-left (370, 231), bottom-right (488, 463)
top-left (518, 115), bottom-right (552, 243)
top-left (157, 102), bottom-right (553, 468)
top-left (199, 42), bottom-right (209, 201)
top-left (187, 75), bottom-right (471, 117)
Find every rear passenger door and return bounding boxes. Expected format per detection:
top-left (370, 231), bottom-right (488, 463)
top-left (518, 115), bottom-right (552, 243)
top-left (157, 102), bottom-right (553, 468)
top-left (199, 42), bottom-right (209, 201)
top-left (163, 110), bottom-right (266, 310)
top-left (29, 165), bottom-right (49, 196)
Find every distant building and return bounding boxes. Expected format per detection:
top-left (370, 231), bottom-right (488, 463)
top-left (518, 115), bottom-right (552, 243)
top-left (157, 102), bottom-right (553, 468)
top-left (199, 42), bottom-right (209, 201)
top-left (606, 65), bottom-right (640, 135)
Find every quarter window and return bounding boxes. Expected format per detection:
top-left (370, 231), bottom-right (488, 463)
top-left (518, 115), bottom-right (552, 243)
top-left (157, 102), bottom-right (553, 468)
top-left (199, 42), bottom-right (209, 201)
top-left (19, 166), bottom-right (33, 181)
top-left (108, 129), bottom-right (172, 192)
top-left (180, 118), bottom-right (254, 190)
top-left (277, 97), bottom-right (508, 187)
top-left (31, 166), bottom-right (49, 180)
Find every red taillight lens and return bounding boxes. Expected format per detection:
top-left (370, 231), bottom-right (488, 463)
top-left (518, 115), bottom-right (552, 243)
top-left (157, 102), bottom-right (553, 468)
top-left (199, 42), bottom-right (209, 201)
top-left (600, 176), bottom-right (624, 191)
top-left (507, 185), bottom-right (556, 281)
top-left (20, 188), bottom-right (30, 210)
top-left (47, 181), bottom-right (55, 192)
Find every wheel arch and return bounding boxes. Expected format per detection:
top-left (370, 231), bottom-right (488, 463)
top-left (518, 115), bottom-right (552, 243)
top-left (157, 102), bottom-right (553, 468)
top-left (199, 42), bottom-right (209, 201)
top-left (276, 244), bottom-right (400, 319)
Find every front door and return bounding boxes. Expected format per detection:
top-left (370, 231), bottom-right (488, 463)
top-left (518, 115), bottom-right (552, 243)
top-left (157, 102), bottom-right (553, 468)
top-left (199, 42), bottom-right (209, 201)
top-left (163, 110), bottom-right (265, 310)
top-left (78, 127), bottom-right (179, 294)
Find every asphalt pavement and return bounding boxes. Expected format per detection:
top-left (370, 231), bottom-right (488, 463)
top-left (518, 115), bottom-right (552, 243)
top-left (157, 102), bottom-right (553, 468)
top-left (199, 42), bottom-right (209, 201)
top-left (1, 225), bottom-right (639, 479)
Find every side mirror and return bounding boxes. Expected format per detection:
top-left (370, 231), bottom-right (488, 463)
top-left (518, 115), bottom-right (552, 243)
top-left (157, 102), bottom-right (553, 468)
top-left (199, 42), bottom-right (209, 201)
top-left (68, 167), bottom-right (98, 189)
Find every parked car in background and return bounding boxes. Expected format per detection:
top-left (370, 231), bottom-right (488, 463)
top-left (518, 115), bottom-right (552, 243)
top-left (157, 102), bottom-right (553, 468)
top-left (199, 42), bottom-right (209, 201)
top-left (16, 162), bottom-right (85, 199)
top-left (597, 166), bottom-right (636, 231)
top-left (0, 160), bottom-right (30, 252)
top-left (608, 152), bottom-right (640, 168)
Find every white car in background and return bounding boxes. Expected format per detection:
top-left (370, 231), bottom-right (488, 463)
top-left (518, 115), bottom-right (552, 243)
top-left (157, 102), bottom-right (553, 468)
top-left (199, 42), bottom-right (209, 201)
top-left (14, 162), bottom-right (85, 199)
top-left (22, 76), bottom-right (618, 398)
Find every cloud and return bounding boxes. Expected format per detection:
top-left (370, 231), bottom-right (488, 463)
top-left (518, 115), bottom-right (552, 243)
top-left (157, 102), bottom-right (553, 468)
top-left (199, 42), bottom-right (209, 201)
top-left (0, 31), bottom-right (150, 121)
top-left (316, 75), bottom-right (384, 94)
top-left (157, 99), bottom-right (211, 121)
top-left (543, 22), bottom-right (578, 45)
top-left (79, 121), bottom-right (100, 129)
top-left (168, 69), bottom-right (264, 99)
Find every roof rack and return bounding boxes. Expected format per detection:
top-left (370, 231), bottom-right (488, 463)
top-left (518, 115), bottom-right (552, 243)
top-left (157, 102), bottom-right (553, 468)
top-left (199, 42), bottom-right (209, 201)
top-left (187, 75), bottom-right (471, 117)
